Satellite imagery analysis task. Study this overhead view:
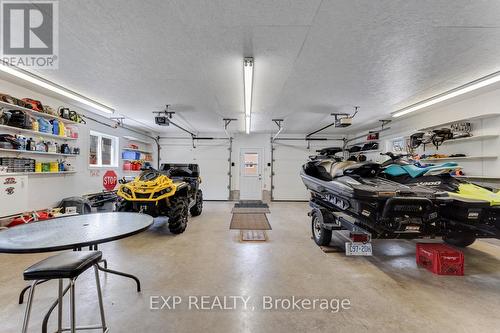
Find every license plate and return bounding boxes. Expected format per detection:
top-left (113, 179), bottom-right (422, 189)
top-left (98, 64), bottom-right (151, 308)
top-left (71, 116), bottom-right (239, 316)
top-left (345, 242), bottom-right (373, 256)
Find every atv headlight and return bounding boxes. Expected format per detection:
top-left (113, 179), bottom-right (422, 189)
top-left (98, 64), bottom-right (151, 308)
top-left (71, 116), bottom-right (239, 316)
top-left (153, 187), bottom-right (172, 198)
top-left (122, 187), bottom-right (132, 196)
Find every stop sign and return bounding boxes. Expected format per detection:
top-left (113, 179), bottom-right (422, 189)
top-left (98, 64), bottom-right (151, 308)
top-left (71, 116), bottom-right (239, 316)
top-left (103, 170), bottom-right (118, 191)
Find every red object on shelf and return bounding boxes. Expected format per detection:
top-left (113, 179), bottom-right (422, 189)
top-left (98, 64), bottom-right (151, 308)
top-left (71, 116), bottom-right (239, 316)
top-left (123, 161), bottom-right (132, 171)
top-left (416, 243), bottom-right (464, 276)
top-left (132, 162), bottom-right (142, 171)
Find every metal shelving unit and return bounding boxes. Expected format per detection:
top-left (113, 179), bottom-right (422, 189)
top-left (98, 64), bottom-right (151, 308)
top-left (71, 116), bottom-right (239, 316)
top-left (0, 171), bottom-right (76, 176)
top-left (420, 156), bottom-right (497, 162)
top-left (418, 113), bottom-right (500, 131)
top-left (0, 147), bottom-right (78, 157)
top-left (0, 101), bottom-right (82, 125)
top-left (440, 134), bottom-right (498, 145)
top-left (0, 124), bottom-right (77, 141)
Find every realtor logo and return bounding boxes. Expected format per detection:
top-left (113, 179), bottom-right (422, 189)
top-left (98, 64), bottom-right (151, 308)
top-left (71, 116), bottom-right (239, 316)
top-left (1, 0), bottom-right (58, 68)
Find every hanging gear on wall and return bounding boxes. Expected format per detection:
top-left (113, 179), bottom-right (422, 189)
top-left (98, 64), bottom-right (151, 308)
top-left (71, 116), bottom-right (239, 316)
top-left (450, 122), bottom-right (472, 139)
top-left (431, 128), bottom-right (453, 149)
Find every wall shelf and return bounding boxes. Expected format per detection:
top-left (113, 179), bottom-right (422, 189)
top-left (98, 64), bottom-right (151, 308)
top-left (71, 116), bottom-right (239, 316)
top-left (418, 113), bottom-right (500, 131)
top-left (349, 149), bottom-right (381, 155)
top-left (122, 147), bottom-right (152, 154)
top-left (0, 124), bottom-right (77, 141)
top-left (123, 136), bottom-right (152, 145)
top-left (0, 171), bottom-right (76, 176)
top-left (455, 175), bottom-right (500, 180)
top-left (0, 147), bottom-right (77, 157)
top-left (0, 101), bottom-right (82, 125)
top-left (420, 155), bottom-right (497, 162)
top-left (440, 134), bottom-right (498, 145)
top-left (346, 140), bottom-right (379, 148)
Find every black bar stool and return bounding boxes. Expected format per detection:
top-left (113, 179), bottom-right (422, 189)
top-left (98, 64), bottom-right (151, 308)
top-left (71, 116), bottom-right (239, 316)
top-left (21, 251), bottom-right (107, 333)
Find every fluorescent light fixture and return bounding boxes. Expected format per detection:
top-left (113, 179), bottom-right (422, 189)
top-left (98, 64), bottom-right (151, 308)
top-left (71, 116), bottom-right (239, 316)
top-left (243, 57), bottom-right (254, 133)
top-left (245, 116), bottom-right (251, 134)
top-left (0, 62), bottom-right (114, 114)
top-left (392, 71), bottom-right (500, 118)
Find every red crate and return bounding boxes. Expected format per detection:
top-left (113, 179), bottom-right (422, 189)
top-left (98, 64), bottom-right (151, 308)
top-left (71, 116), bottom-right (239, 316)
top-left (416, 243), bottom-right (464, 276)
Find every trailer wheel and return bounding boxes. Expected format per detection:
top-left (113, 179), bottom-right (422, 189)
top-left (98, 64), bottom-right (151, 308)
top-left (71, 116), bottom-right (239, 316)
top-left (168, 197), bottom-right (188, 234)
top-left (443, 230), bottom-right (476, 247)
top-left (190, 190), bottom-right (203, 216)
top-left (311, 209), bottom-right (332, 246)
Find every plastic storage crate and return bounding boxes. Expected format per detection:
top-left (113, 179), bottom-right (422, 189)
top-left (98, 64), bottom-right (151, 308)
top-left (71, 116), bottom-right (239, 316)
top-left (0, 157), bottom-right (36, 173)
top-left (416, 243), bottom-right (464, 276)
top-left (122, 151), bottom-right (140, 160)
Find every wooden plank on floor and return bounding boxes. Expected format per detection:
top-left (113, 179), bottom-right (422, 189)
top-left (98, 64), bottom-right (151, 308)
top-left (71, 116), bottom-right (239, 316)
top-left (230, 213), bottom-right (272, 230)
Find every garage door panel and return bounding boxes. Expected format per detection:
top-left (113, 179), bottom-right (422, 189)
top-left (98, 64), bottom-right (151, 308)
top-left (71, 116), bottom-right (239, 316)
top-left (160, 140), bottom-right (229, 200)
top-left (273, 144), bottom-right (312, 201)
top-left (194, 143), bottom-right (229, 200)
top-left (273, 142), bottom-right (336, 201)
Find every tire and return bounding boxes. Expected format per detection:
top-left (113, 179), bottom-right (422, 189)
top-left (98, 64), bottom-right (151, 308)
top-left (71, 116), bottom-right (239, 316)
top-left (311, 209), bottom-right (332, 246)
top-left (168, 196), bottom-right (188, 234)
top-left (117, 201), bottom-right (132, 212)
top-left (443, 230), bottom-right (476, 247)
top-left (190, 190), bottom-right (203, 216)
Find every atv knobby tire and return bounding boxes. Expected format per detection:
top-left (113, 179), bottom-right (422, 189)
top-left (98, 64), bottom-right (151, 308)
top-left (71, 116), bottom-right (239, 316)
top-left (443, 230), bottom-right (476, 247)
top-left (168, 197), bottom-right (188, 234)
top-left (190, 190), bottom-right (203, 216)
top-left (117, 201), bottom-right (132, 212)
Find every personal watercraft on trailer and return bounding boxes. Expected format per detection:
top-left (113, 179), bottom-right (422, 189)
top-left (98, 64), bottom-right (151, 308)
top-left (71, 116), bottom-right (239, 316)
top-left (380, 153), bottom-right (500, 246)
top-left (301, 158), bottom-right (440, 246)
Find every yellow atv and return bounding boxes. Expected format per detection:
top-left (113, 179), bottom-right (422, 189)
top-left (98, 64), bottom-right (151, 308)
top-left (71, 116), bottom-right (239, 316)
top-left (117, 164), bottom-right (203, 234)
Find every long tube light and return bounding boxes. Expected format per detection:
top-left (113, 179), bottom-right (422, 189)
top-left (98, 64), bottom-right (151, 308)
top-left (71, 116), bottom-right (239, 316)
top-left (0, 62), bottom-right (114, 114)
top-left (243, 57), bottom-right (254, 134)
top-left (392, 71), bottom-right (500, 118)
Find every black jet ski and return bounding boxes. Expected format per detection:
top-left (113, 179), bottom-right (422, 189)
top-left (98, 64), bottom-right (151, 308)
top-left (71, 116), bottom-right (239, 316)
top-left (380, 152), bottom-right (500, 246)
top-left (300, 158), bottom-right (439, 245)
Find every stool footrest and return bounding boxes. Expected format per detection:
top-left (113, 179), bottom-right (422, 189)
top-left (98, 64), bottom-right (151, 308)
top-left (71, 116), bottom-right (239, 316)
top-left (58, 324), bottom-right (108, 332)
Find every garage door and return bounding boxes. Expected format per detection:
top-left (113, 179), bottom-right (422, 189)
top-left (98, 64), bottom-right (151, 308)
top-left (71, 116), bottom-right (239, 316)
top-left (272, 143), bottom-right (314, 201)
top-left (272, 142), bottom-right (336, 201)
top-left (160, 140), bottom-right (230, 200)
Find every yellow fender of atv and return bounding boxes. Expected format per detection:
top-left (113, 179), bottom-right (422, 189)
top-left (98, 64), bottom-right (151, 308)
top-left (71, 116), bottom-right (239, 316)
top-left (117, 173), bottom-right (180, 202)
top-left (449, 183), bottom-right (500, 206)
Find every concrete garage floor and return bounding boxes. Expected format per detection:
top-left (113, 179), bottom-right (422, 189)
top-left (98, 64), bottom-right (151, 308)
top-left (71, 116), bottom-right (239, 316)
top-left (1, 202), bottom-right (500, 332)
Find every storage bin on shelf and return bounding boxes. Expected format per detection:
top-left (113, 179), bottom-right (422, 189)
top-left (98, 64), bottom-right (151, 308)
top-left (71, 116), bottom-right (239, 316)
top-left (0, 157), bottom-right (35, 173)
top-left (122, 151), bottom-right (140, 160)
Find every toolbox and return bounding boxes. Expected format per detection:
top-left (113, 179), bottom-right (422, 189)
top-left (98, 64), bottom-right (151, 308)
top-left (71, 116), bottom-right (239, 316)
top-left (416, 243), bottom-right (464, 276)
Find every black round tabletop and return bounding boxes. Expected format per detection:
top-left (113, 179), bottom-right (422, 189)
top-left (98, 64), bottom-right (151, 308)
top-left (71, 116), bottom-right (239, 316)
top-left (0, 212), bottom-right (154, 254)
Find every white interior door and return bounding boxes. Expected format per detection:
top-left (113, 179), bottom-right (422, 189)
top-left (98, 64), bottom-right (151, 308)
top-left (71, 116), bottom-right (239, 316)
top-left (239, 148), bottom-right (262, 200)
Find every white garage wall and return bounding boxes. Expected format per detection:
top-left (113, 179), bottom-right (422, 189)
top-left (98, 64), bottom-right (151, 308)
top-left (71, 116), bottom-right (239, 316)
top-left (0, 78), bottom-right (157, 215)
top-left (349, 86), bottom-right (500, 187)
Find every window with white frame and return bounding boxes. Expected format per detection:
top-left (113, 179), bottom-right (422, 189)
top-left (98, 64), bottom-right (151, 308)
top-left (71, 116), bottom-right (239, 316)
top-left (89, 131), bottom-right (119, 167)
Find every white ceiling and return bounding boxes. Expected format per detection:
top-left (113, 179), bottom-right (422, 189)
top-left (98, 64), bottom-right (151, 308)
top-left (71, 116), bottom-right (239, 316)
top-left (28, 0), bottom-right (500, 135)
